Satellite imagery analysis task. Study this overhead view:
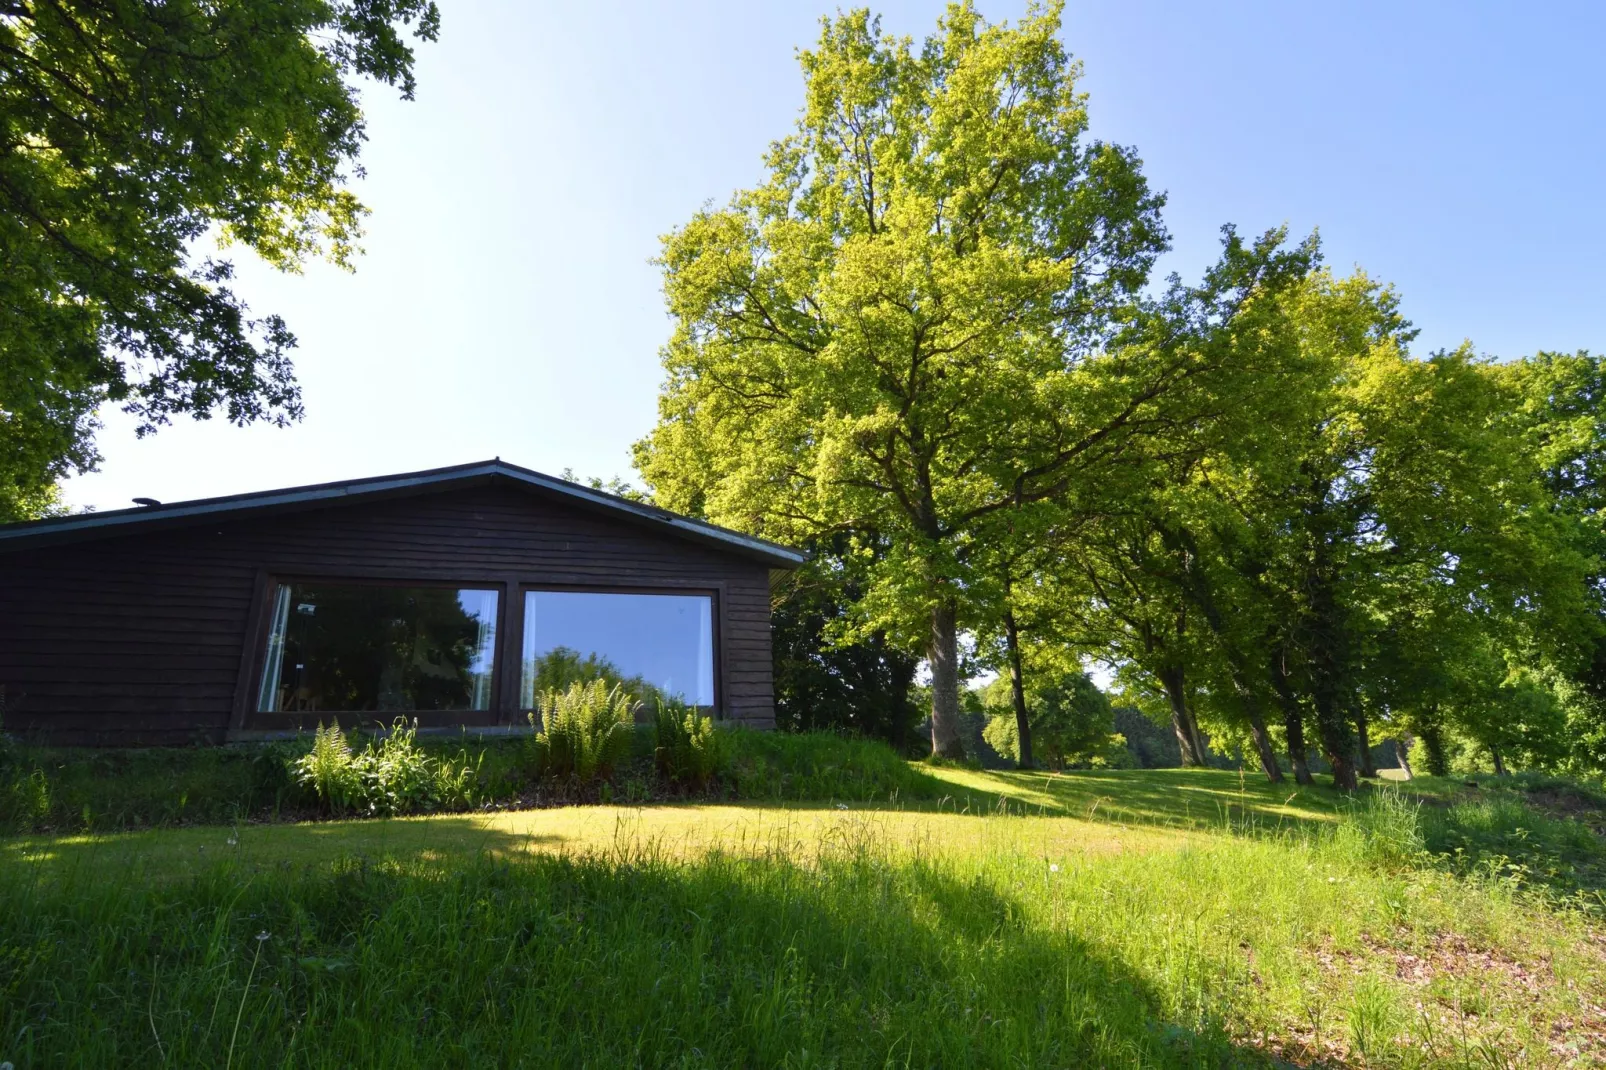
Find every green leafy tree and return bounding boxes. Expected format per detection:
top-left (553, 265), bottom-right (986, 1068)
top-left (634, 3), bottom-right (1173, 758)
top-left (0, 0), bottom-right (441, 519)
top-left (979, 670), bottom-right (1113, 768)
top-left (1496, 352), bottom-right (1606, 770)
top-left (772, 539), bottom-right (922, 746)
top-left (1201, 276), bottom-right (1581, 788)
top-left (1005, 236), bottom-right (1319, 777)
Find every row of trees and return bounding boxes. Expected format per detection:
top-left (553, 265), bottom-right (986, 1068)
top-left (633, 3), bottom-right (1605, 787)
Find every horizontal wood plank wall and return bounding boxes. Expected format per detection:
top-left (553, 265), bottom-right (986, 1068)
top-left (0, 484), bottom-right (777, 745)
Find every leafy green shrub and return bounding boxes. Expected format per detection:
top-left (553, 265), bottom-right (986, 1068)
top-left (527, 680), bottom-right (635, 783)
top-left (653, 700), bottom-right (728, 789)
top-left (359, 721), bottom-right (440, 814)
top-left (291, 720), bottom-right (483, 816)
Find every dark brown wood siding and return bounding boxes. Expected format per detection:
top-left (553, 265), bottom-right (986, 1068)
top-left (0, 484), bottom-right (777, 745)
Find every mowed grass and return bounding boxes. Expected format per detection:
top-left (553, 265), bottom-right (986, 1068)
top-left (3, 768), bottom-right (1604, 1068)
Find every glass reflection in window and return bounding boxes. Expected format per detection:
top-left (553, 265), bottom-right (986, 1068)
top-left (257, 584), bottom-right (499, 712)
top-left (520, 591), bottom-right (714, 710)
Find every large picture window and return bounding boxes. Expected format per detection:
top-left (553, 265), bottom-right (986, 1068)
top-left (520, 590), bottom-right (714, 710)
top-left (257, 583), bottom-right (499, 713)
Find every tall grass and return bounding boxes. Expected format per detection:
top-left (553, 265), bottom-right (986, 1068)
top-left (725, 729), bottom-right (955, 803)
top-left (3, 792), bottom-right (1601, 1068)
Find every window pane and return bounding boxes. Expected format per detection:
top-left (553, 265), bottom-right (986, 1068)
top-left (520, 591), bottom-right (714, 709)
top-left (258, 584), bottom-right (499, 712)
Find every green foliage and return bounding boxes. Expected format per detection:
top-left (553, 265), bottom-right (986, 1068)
top-left (526, 680), bottom-right (636, 783)
top-left (0, 741), bottom-right (307, 832)
top-left (1328, 789), bottom-right (1428, 870)
top-left (652, 701), bottom-right (728, 790)
top-left (0, 0), bottom-right (440, 511)
top-left (635, 1), bottom-right (1208, 756)
top-left (1, 766), bottom-right (50, 832)
top-left (290, 720), bottom-right (482, 816)
top-left (978, 671), bottom-right (1115, 768)
top-left (723, 729), bottom-right (955, 803)
top-left (294, 721), bottom-right (359, 811)
top-left (772, 542), bottom-right (922, 747)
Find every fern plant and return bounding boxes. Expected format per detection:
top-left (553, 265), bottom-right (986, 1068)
top-left (291, 719), bottom-right (475, 815)
top-left (527, 680), bottom-right (635, 782)
top-left (293, 721), bottom-right (359, 812)
top-left (653, 699), bottom-right (727, 790)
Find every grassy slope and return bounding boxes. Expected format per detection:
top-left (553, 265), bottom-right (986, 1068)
top-left (4, 766), bottom-right (1604, 1068)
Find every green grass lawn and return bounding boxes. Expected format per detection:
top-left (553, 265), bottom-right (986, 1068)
top-left (4, 766), bottom-right (1604, 1067)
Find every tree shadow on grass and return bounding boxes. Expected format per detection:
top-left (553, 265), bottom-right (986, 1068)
top-left (808, 765), bottom-right (1348, 839)
top-left (0, 820), bottom-right (1296, 1069)
top-left (1, 815), bottom-right (572, 885)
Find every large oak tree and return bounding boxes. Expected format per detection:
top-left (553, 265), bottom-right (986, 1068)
top-left (635, 2), bottom-right (1182, 756)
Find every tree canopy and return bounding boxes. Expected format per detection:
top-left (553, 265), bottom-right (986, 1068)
top-left (0, 0), bottom-right (440, 519)
top-left (637, 2), bottom-right (1604, 785)
top-left (634, 1), bottom-right (1316, 757)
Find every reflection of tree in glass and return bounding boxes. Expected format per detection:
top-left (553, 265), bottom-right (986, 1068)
top-left (283, 586), bottom-right (484, 711)
top-left (526, 646), bottom-right (663, 710)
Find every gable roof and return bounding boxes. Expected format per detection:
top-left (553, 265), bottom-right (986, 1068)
top-left (0, 459), bottom-right (806, 568)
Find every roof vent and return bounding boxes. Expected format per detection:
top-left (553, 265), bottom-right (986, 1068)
top-left (132, 497), bottom-right (161, 507)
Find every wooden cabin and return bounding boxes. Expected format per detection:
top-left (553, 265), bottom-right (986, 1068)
top-left (0, 460), bottom-right (803, 745)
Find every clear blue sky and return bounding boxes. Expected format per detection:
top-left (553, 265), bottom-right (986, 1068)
top-left (64, 0), bottom-right (1606, 512)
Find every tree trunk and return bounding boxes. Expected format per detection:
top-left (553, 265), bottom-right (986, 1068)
top-left (1268, 656), bottom-right (1314, 786)
top-left (927, 599), bottom-right (966, 759)
top-left (1395, 735), bottom-right (1414, 780)
top-left (1158, 665), bottom-right (1208, 767)
top-left (1313, 687), bottom-right (1359, 791)
top-left (1246, 710), bottom-right (1283, 783)
top-left (1490, 747), bottom-right (1508, 777)
top-left (1003, 606), bottom-right (1033, 770)
top-left (1420, 712), bottom-right (1448, 777)
top-left (1327, 750), bottom-right (1359, 791)
top-left (1220, 652), bottom-right (1282, 783)
top-left (1354, 708), bottom-right (1377, 778)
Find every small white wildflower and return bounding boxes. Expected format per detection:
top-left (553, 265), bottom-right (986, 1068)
top-left (1049, 863), bottom-right (1060, 873)
top-left (226, 834), bottom-right (238, 847)
top-left (256, 931), bottom-right (271, 943)
top-left (1327, 876), bottom-right (1337, 883)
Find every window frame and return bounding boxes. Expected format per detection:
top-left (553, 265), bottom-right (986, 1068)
top-left (232, 570), bottom-right (727, 732)
top-left (516, 583), bottom-right (723, 715)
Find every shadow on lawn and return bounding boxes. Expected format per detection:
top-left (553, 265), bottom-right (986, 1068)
top-left (1, 815), bottom-right (573, 882)
top-left (1, 824), bottom-right (1285, 1068)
